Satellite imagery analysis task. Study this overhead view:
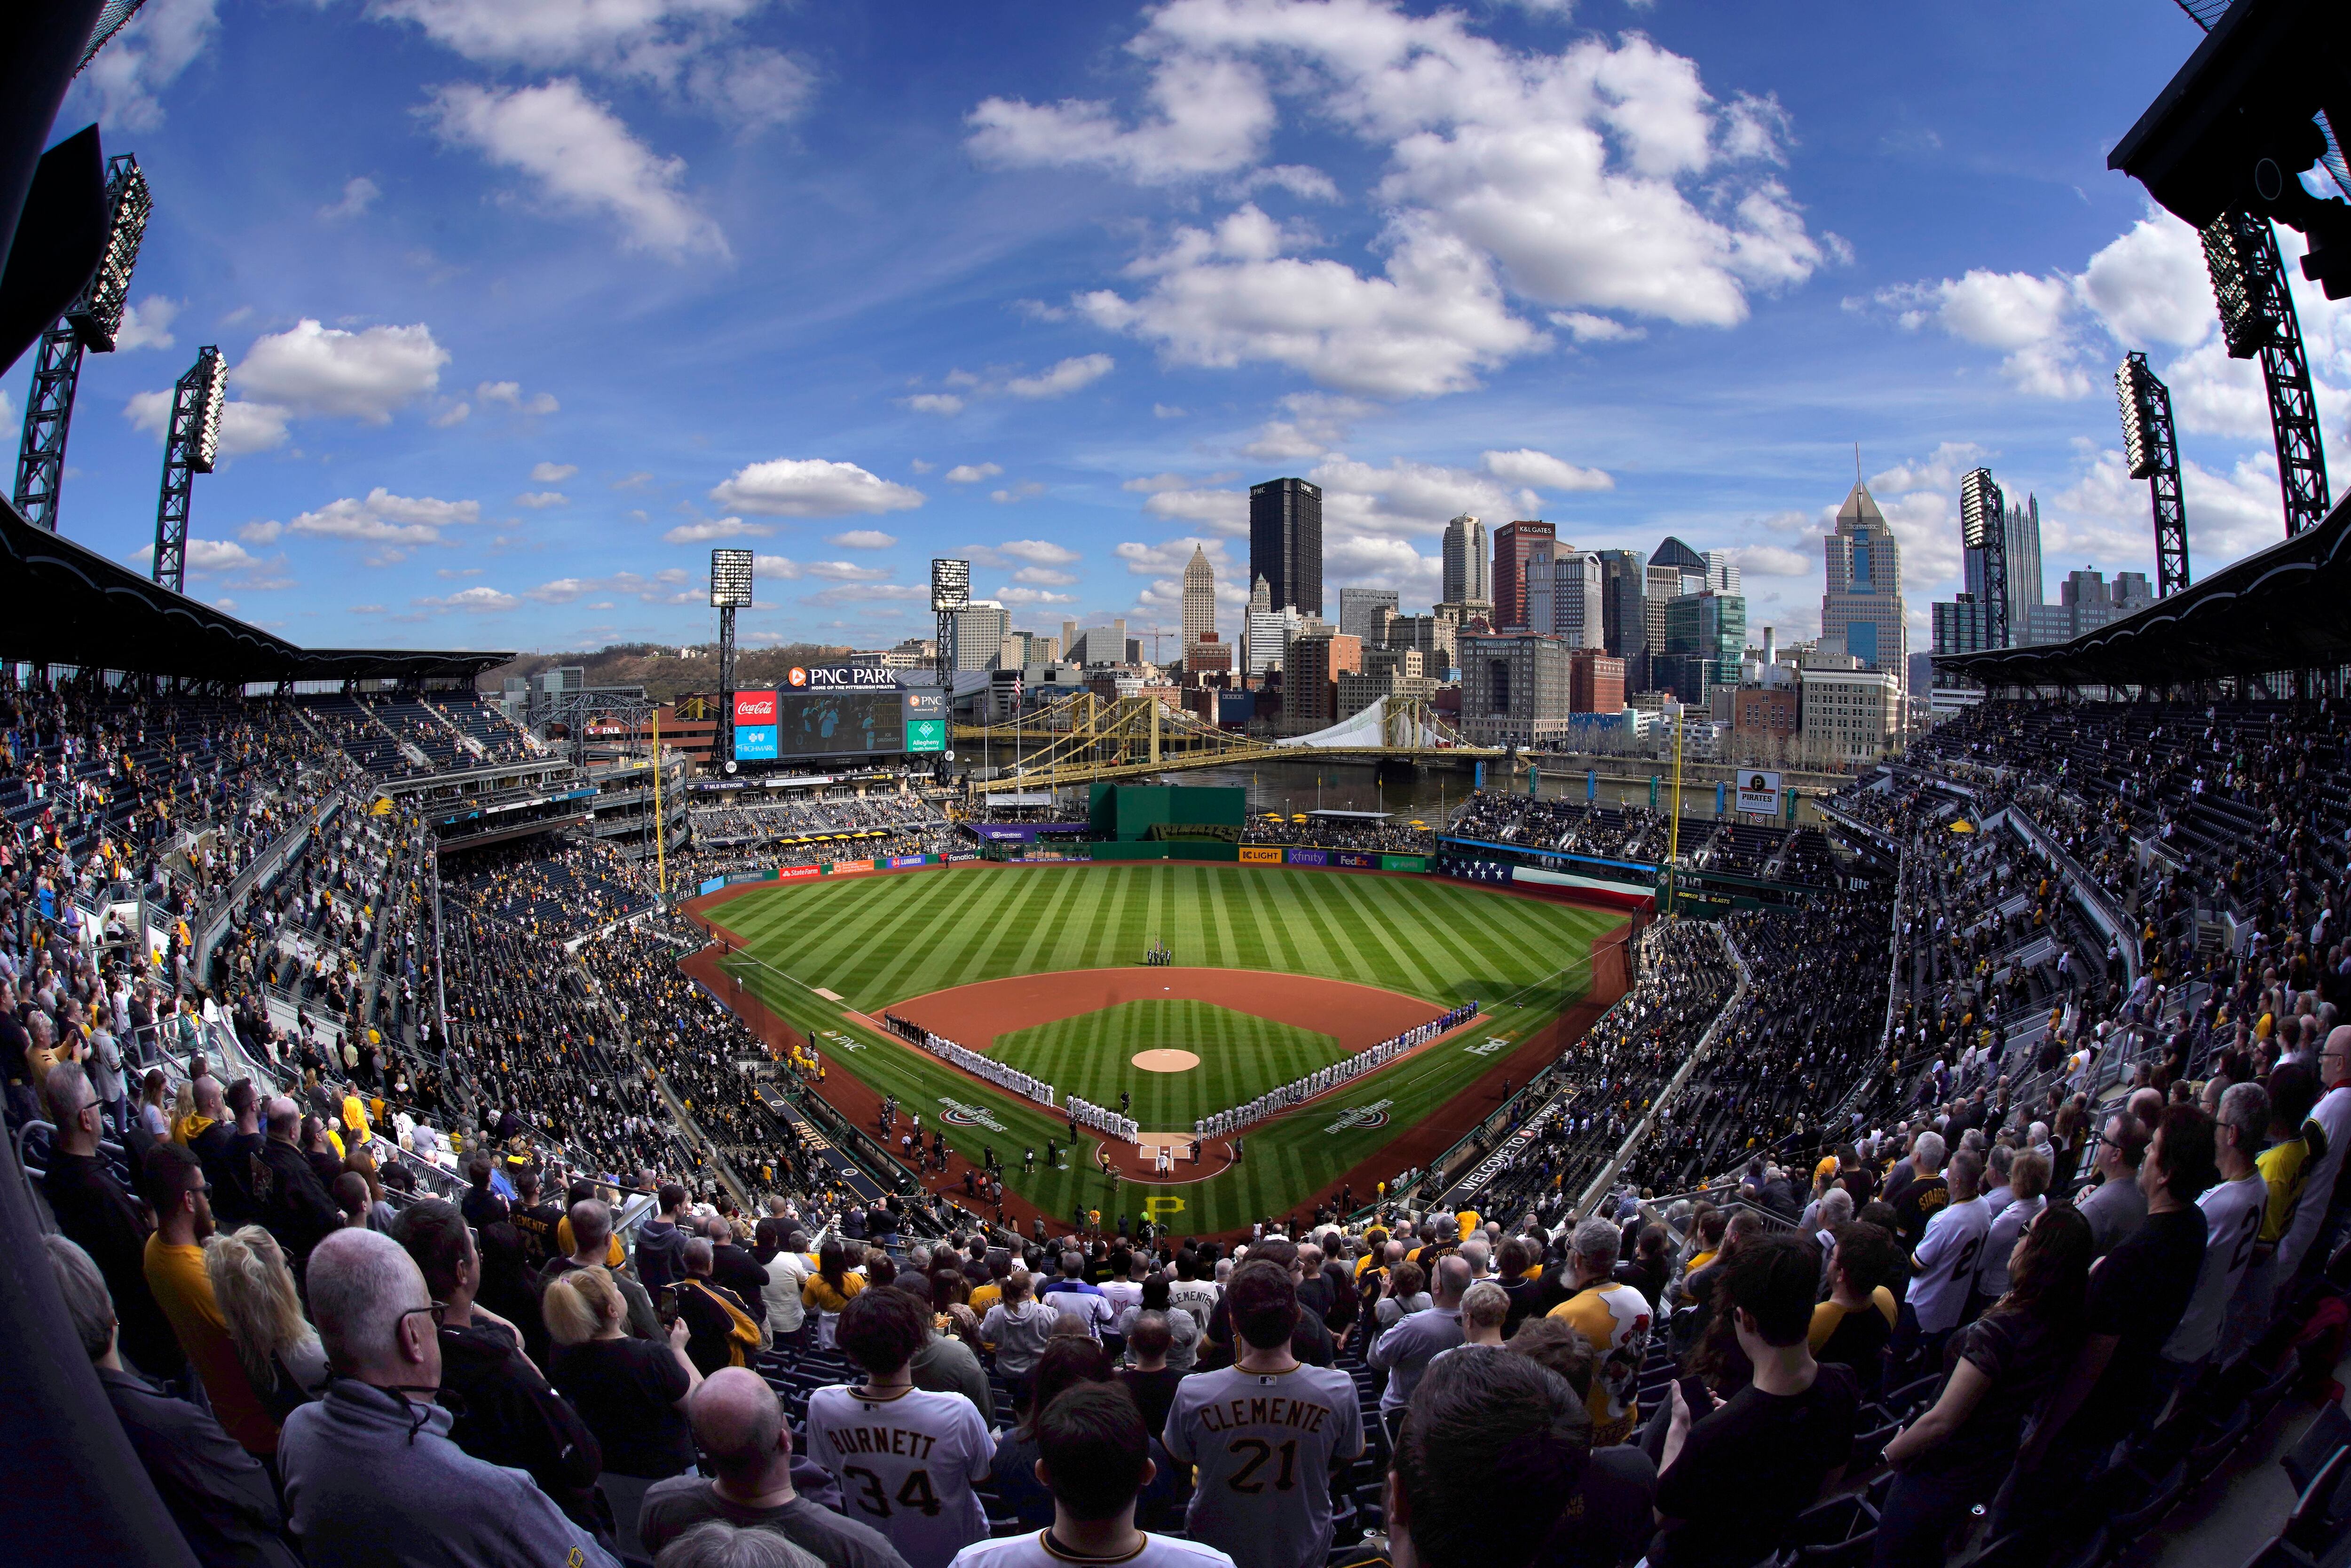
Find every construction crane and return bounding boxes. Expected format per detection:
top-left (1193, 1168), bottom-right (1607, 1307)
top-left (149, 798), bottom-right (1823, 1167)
top-left (2116, 352), bottom-right (2191, 595)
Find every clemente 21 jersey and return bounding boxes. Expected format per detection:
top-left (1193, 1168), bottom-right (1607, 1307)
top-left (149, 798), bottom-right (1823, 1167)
top-left (806, 1384), bottom-right (994, 1568)
top-left (1162, 1363), bottom-right (1365, 1568)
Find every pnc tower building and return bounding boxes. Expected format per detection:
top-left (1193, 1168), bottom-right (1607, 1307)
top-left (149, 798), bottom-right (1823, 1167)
top-left (1249, 477), bottom-right (1323, 615)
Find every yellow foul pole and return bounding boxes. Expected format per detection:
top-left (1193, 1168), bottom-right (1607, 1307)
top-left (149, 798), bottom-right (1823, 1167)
top-left (1665, 708), bottom-right (1684, 915)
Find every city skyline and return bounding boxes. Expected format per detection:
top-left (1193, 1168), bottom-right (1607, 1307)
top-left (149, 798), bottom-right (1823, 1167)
top-left (10, 0), bottom-right (2342, 656)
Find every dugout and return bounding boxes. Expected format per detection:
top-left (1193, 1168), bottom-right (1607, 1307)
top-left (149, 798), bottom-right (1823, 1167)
top-left (1087, 783), bottom-right (1246, 842)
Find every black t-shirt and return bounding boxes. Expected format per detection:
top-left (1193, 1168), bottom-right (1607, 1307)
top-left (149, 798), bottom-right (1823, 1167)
top-left (1119, 1365), bottom-right (1185, 1442)
top-left (1813, 1302), bottom-right (1893, 1401)
top-left (1890, 1176), bottom-right (1949, 1254)
top-left (2074, 1205), bottom-right (2207, 1442)
top-left (549, 1335), bottom-right (696, 1479)
top-left (1544, 1442), bottom-right (1657, 1568)
top-left (1917, 1308), bottom-right (2074, 1477)
top-left (511, 1200), bottom-right (562, 1269)
top-left (1650, 1364), bottom-right (1860, 1568)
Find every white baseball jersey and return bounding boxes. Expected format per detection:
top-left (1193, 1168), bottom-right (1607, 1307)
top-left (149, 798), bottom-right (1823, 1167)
top-left (1909, 1195), bottom-right (1992, 1334)
top-left (2166, 1169), bottom-right (2268, 1364)
top-left (1162, 1363), bottom-right (1366, 1568)
top-left (950, 1532), bottom-right (1236, 1568)
top-left (806, 1384), bottom-right (994, 1568)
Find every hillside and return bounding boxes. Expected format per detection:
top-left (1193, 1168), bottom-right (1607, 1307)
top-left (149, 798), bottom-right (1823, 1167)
top-left (478, 643), bottom-right (859, 703)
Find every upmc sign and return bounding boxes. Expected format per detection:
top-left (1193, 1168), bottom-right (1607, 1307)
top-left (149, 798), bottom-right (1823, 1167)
top-left (733, 691), bottom-right (778, 724)
top-left (786, 666), bottom-right (899, 689)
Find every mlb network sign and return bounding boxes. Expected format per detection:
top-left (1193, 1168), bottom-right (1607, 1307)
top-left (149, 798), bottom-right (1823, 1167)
top-left (786, 666), bottom-right (899, 689)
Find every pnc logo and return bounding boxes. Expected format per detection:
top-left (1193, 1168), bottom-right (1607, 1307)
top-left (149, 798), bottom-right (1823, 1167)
top-left (787, 667), bottom-right (808, 687)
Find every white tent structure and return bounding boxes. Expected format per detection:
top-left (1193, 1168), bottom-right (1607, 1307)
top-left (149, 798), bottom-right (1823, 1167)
top-left (1275, 695), bottom-right (1454, 750)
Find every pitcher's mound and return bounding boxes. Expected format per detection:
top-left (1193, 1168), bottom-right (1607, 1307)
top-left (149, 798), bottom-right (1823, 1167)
top-left (1132, 1048), bottom-right (1200, 1072)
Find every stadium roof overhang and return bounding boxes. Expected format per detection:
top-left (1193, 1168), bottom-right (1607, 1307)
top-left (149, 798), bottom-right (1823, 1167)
top-left (0, 499), bottom-right (511, 685)
top-left (1937, 489), bottom-right (2351, 690)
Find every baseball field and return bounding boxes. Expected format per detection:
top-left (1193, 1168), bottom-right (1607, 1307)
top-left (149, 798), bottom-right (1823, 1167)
top-left (687, 861), bottom-right (1626, 1237)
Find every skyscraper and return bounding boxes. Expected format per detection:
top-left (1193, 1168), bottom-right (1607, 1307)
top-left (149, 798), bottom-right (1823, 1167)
top-left (1249, 477), bottom-right (1323, 615)
top-left (1337, 587), bottom-right (1398, 645)
top-left (2003, 491), bottom-right (2043, 634)
top-left (1181, 545), bottom-right (1216, 653)
top-left (1554, 549), bottom-right (1604, 649)
top-left (1703, 550), bottom-right (1742, 596)
top-left (1442, 514), bottom-right (1491, 607)
top-left (1822, 480), bottom-right (1906, 680)
top-left (1596, 547), bottom-right (1647, 669)
top-left (1492, 520), bottom-right (1556, 631)
top-left (1643, 536), bottom-right (1707, 688)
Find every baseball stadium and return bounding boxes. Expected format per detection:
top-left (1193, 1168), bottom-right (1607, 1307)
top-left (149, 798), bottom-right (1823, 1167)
top-left (684, 850), bottom-right (1630, 1237)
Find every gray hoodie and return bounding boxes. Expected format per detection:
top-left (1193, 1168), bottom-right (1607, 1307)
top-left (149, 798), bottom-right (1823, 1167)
top-left (279, 1379), bottom-right (618, 1568)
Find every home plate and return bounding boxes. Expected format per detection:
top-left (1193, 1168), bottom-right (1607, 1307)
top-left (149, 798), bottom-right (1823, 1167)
top-left (815, 988), bottom-right (843, 1001)
top-left (1134, 1132), bottom-right (1201, 1171)
top-left (1131, 1048), bottom-right (1199, 1072)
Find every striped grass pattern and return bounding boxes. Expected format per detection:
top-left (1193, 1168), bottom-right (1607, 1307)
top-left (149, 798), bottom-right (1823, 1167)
top-left (994, 1000), bottom-right (1347, 1133)
top-left (708, 864), bottom-right (1617, 1235)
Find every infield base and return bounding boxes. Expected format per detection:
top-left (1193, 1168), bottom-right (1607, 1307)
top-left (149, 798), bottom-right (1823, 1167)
top-left (1131, 1048), bottom-right (1200, 1072)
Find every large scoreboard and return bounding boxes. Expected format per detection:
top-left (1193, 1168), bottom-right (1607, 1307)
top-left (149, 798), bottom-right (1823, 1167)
top-left (732, 669), bottom-right (946, 763)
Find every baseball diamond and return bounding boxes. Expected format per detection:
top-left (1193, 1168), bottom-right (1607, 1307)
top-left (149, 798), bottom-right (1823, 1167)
top-left (686, 860), bottom-right (1626, 1235)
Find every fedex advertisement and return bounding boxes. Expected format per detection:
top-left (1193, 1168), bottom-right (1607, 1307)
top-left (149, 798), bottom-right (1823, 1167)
top-left (733, 691), bottom-right (778, 725)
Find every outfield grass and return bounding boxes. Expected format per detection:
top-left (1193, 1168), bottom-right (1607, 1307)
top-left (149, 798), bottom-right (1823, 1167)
top-left (705, 864), bottom-right (1619, 1234)
top-left (994, 1000), bottom-right (1347, 1133)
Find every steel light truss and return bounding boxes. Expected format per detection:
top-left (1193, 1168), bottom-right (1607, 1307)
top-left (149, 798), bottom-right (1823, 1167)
top-left (2201, 211), bottom-right (2331, 534)
top-left (12, 153), bottom-right (150, 531)
top-left (2117, 352), bottom-right (2192, 596)
top-left (151, 345), bottom-right (224, 592)
top-left (1959, 467), bottom-right (2009, 649)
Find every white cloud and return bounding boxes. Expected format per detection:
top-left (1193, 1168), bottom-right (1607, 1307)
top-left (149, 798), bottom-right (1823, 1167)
top-left (990, 481), bottom-right (1049, 504)
top-left (424, 79), bottom-right (730, 260)
top-left (1001, 354), bottom-right (1115, 399)
top-left (414, 585), bottom-right (521, 613)
top-left (1243, 393), bottom-right (1369, 460)
top-left (1153, 403), bottom-right (1188, 418)
top-left (965, 539), bottom-right (1083, 569)
top-left (531, 461), bottom-right (578, 482)
top-left (1722, 543), bottom-right (1811, 577)
top-left (125, 390), bottom-right (290, 457)
top-left (751, 554), bottom-right (802, 578)
top-left (75, 0), bottom-right (219, 131)
top-left (1141, 487), bottom-right (1248, 534)
top-left (113, 297), bottom-right (180, 352)
top-left (1479, 448), bottom-right (1613, 492)
top-left (902, 393), bottom-right (966, 416)
top-left (1080, 206), bottom-right (1540, 397)
top-left (1308, 456), bottom-right (1538, 539)
top-left (1116, 538), bottom-right (1236, 575)
top-left (1878, 269), bottom-right (2086, 397)
top-left (475, 381), bottom-right (560, 415)
top-left (992, 585), bottom-right (1081, 605)
top-left (710, 458), bottom-right (925, 516)
top-left (1012, 566), bottom-right (1079, 586)
top-left (805, 560), bottom-right (890, 583)
top-left (1549, 310), bottom-right (1644, 343)
top-left (827, 529), bottom-right (898, 549)
top-left (372, 0), bottom-right (814, 130)
top-left (981, 3), bottom-right (1829, 396)
top-left (234, 318), bottom-right (448, 422)
top-left (515, 491), bottom-right (568, 508)
top-left (287, 489), bottom-right (481, 547)
top-left (319, 176), bottom-right (380, 223)
top-left (432, 402), bottom-right (471, 427)
top-left (945, 463), bottom-right (1003, 483)
top-left (663, 516), bottom-right (773, 543)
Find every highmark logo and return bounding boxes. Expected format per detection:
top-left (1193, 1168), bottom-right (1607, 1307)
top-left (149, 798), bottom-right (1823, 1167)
top-left (938, 1097), bottom-right (1007, 1132)
top-left (1325, 1099), bottom-right (1392, 1134)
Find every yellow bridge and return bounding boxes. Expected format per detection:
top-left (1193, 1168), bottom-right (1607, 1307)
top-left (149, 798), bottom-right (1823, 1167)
top-left (950, 691), bottom-right (1501, 788)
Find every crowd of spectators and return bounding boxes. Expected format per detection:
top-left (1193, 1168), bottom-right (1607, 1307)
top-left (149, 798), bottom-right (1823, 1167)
top-left (1237, 815), bottom-right (1435, 854)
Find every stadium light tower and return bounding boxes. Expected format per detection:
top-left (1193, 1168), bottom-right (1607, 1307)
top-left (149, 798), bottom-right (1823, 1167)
top-left (2200, 213), bottom-right (2330, 534)
top-left (710, 547), bottom-right (753, 773)
top-left (13, 151), bottom-right (150, 531)
top-left (2116, 352), bottom-right (2191, 596)
top-left (1959, 467), bottom-right (2008, 649)
top-left (150, 343), bottom-right (223, 593)
top-left (931, 557), bottom-right (970, 688)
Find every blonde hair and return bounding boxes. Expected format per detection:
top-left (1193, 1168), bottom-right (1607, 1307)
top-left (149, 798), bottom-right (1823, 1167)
top-left (1460, 1279), bottom-right (1510, 1332)
top-left (543, 1265), bottom-right (624, 1346)
top-left (203, 1226), bottom-right (319, 1393)
top-left (169, 1079), bottom-right (196, 1141)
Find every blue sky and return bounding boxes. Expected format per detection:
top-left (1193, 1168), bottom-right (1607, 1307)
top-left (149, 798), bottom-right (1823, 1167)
top-left (16, 0), bottom-right (2348, 658)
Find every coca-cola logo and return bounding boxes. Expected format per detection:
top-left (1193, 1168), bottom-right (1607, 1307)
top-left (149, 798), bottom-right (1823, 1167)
top-left (734, 692), bottom-right (777, 722)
